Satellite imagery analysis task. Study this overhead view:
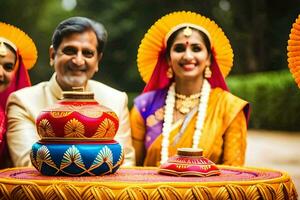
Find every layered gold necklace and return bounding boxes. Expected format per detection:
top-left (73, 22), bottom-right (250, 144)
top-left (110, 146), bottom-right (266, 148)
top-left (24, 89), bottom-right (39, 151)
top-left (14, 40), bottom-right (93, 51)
top-left (160, 80), bottom-right (211, 165)
top-left (175, 92), bottom-right (201, 114)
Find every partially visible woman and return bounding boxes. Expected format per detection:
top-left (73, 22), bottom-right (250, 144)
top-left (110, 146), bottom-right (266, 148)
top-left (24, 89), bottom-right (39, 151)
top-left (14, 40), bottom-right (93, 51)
top-left (0, 22), bottom-right (37, 168)
top-left (131, 11), bottom-right (250, 167)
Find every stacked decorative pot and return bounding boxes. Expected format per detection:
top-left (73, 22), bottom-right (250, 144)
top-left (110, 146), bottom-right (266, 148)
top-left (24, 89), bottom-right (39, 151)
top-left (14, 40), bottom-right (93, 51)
top-left (158, 148), bottom-right (220, 177)
top-left (30, 90), bottom-right (124, 176)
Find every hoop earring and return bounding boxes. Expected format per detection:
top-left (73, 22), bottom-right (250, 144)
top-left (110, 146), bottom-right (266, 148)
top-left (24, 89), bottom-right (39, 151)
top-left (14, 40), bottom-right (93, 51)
top-left (204, 66), bottom-right (212, 78)
top-left (166, 67), bottom-right (173, 79)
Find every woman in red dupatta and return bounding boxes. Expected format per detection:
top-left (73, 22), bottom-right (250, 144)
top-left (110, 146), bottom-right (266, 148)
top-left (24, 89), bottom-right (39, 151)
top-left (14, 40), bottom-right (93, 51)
top-left (0, 22), bottom-right (37, 168)
top-left (131, 11), bottom-right (250, 166)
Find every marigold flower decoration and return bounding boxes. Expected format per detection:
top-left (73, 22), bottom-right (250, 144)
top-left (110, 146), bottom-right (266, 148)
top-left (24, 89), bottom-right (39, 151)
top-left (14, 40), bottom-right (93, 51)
top-left (0, 22), bottom-right (37, 69)
top-left (287, 15), bottom-right (300, 88)
top-left (137, 11), bottom-right (234, 83)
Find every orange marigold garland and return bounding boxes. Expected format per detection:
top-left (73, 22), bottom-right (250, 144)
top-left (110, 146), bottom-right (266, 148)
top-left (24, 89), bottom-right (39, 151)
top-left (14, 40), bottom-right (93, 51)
top-left (287, 15), bottom-right (300, 88)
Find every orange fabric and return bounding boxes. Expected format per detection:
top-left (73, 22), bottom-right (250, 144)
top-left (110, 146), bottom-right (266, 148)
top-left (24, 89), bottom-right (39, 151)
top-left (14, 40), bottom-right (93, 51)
top-left (131, 88), bottom-right (248, 167)
top-left (130, 107), bottom-right (146, 166)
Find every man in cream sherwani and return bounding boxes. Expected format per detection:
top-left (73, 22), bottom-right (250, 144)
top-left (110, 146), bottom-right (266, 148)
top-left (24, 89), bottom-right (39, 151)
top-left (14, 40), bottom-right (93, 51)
top-left (6, 16), bottom-right (135, 167)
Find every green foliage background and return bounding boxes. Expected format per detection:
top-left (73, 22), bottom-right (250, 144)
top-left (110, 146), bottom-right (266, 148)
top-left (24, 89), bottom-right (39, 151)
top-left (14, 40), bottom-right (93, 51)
top-left (128, 70), bottom-right (300, 131)
top-left (1, 0), bottom-right (300, 131)
top-left (227, 70), bottom-right (300, 131)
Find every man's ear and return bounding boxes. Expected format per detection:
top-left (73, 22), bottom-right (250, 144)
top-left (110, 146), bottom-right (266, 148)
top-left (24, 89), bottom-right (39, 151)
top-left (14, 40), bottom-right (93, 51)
top-left (97, 52), bottom-right (103, 62)
top-left (49, 45), bottom-right (55, 66)
top-left (95, 52), bottom-right (103, 72)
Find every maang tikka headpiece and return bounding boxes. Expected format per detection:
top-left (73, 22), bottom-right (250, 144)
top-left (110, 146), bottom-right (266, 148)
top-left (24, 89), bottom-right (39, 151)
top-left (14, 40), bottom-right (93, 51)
top-left (183, 26), bottom-right (193, 37)
top-left (0, 41), bottom-right (7, 56)
top-left (0, 37), bottom-right (17, 57)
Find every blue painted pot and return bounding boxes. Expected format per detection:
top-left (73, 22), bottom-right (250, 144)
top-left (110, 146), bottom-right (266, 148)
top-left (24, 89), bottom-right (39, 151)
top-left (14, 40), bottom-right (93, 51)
top-left (30, 141), bottom-right (124, 176)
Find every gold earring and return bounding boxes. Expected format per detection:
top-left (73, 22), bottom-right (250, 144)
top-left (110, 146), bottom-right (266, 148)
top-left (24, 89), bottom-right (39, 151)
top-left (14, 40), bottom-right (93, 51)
top-left (204, 66), bottom-right (212, 78)
top-left (166, 67), bottom-right (173, 78)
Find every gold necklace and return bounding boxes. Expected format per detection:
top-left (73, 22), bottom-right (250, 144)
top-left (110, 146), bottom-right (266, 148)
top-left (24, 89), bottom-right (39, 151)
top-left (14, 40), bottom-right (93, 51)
top-left (175, 92), bottom-right (201, 114)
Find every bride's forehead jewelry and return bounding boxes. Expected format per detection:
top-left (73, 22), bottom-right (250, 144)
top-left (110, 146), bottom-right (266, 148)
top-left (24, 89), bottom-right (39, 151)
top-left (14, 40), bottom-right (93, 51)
top-left (183, 26), bottom-right (193, 37)
top-left (0, 41), bottom-right (7, 56)
top-left (0, 37), bottom-right (17, 57)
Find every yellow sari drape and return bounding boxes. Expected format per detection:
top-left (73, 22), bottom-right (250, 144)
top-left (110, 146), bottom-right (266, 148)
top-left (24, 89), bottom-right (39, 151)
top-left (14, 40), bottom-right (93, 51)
top-left (131, 88), bottom-right (248, 167)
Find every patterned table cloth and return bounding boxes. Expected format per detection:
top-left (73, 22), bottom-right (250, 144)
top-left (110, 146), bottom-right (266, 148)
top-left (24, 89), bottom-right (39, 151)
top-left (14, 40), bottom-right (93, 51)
top-left (0, 166), bottom-right (298, 199)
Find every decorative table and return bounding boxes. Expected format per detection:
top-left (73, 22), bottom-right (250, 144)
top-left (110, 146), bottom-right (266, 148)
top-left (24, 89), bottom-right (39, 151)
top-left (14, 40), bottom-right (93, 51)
top-left (0, 166), bottom-right (297, 199)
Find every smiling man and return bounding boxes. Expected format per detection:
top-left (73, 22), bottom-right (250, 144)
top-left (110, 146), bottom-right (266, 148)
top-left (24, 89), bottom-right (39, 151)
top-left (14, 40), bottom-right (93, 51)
top-left (6, 17), bottom-right (135, 167)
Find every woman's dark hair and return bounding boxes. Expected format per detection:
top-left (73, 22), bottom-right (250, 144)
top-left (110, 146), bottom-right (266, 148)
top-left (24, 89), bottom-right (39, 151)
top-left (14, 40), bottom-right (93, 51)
top-left (3, 43), bottom-right (17, 57)
top-left (51, 16), bottom-right (107, 53)
top-left (166, 27), bottom-right (211, 59)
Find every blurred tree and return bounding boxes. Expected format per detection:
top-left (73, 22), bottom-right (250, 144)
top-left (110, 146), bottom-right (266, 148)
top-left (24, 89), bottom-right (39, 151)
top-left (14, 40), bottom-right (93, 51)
top-left (29, 1), bottom-right (77, 83)
top-left (264, 0), bottom-right (300, 71)
top-left (229, 0), bottom-right (300, 74)
top-left (72, 0), bottom-right (222, 92)
top-left (0, 0), bottom-right (47, 29)
top-left (1, 0), bottom-right (300, 92)
top-left (0, 0), bottom-right (49, 81)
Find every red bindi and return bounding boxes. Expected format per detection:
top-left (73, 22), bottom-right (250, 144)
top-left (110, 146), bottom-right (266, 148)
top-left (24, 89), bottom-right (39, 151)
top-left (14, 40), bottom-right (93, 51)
top-left (185, 40), bottom-right (189, 46)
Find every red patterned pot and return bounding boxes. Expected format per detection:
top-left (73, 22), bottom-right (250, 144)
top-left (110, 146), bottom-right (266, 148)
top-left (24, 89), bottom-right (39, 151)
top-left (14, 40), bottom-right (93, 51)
top-left (36, 90), bottom-right (119, 141)
top-left (158, 148), bottom-right (220, 177)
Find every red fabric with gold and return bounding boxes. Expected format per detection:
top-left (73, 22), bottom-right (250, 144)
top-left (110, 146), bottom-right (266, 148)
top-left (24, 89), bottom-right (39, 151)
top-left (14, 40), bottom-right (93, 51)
top-left (36, 101), bottom-right (119, 140)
